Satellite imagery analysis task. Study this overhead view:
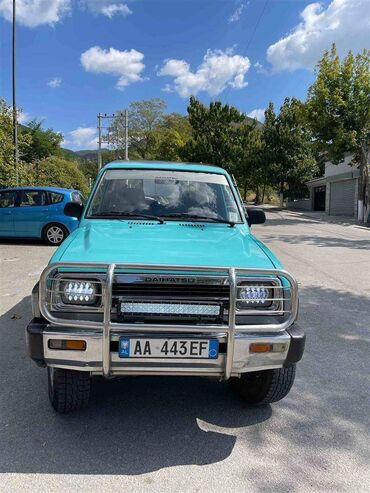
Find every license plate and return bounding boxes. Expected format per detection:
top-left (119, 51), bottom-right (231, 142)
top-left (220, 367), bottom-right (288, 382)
top-left (118, 338), bottom-right (219, 359)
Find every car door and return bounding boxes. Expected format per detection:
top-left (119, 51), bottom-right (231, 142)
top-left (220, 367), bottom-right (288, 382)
top-left (12, 189), bottom-right (49, 237)
top-left (0, 190), bottom-right (18, 236)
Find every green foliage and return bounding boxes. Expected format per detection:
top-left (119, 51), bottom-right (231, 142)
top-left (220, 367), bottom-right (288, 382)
top-left (153, 113), bottom-right (191, 161)
top-left (0, 98), bottom-right (33, 187)
top-left (307, 45), bottom-right (370, 165)
top-left (261, 99), bottom-right (318, 200)
top-left (306, 44), bottom-right (370, 216)
top-left (20, 120), bottom-right (63, 163)
top-left (111, 98), bottom-right (167, 159)
top-left (31, 156), bottom-right (90, 196)
top-left (181, 96), bottom-right (247, 171)
top-left (78, 160), bottom-right (99, 185)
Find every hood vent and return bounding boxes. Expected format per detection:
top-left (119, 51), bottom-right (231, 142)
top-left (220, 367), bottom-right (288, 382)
top-left (128, 221), bottom-right (157, 226)
top-left (179, 223), bottom-right (205, 229)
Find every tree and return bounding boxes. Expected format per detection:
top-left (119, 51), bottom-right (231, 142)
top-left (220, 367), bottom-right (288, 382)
top-left (33, 156), bottom-right (90, 196)
top-left (111, 98), bottom-right (167, 159)
top-left (182, 97), bottom-right (246, 171)
top-left (20, 120), bottom-right (63, 163)
top-left (306, 45), bottom-right (370, 221)
top-left (153, 113), bottom-right (191, 161)
top-left (261, 99), bottom-right (318, 206)
top-left (0, 98), bottom-right (33, 187)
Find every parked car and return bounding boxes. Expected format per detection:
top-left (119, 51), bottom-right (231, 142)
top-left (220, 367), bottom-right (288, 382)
top-left (26, 161), bottom-right (305, 413)
top-left (0, 186), bottom-right (84, 245)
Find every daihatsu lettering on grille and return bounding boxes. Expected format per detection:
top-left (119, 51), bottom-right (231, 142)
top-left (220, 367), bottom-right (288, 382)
top-left (26, 160), bottom-right (305, 413)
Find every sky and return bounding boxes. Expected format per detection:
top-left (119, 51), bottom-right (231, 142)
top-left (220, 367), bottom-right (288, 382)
top-left (0, 0), bottom-right (369, 150)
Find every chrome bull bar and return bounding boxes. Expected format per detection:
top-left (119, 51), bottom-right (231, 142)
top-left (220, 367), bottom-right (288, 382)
top-left (39, 262), bottom-right (298, 379)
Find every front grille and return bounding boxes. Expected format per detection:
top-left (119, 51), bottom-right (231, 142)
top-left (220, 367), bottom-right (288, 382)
top-left (112, 283), bottom-right (229, 300)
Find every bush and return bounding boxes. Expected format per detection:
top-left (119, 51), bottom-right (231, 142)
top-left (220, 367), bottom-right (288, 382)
top-left (31, 156), bottom-right (90, 196)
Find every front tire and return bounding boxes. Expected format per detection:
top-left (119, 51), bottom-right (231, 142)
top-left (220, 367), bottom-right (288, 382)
top-left (43, 223), bottom-right (68, 246)
top-left (229, 365), bottom-right (296, 405)
top-left (48, 367), bottom-right (91, 413)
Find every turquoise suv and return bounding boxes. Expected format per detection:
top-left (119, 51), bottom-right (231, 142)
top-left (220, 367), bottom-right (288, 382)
top-left (27, 161), bottom-right (305, 412)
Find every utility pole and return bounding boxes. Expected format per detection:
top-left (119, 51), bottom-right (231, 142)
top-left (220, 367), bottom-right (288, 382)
top-left (125, 109), bottom-right (129, 161)
top-left (97, 113), bottom-right (102, 170)
top-left (97, 111), bottom-right (129, 169)
top-left (12, 0), bottom-right (19, 185)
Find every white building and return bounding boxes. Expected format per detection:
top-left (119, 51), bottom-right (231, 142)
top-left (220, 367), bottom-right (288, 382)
top-left (304, 155), bottom-right (360, 217)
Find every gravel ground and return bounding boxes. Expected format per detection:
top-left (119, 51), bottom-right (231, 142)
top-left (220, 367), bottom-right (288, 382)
top-left (0, 210), bottom-right (369, 493)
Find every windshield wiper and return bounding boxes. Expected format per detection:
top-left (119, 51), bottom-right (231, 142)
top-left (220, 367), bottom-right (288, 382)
top-left (160, 213), bottom-right (235, 227)
top-left (91, 211), bottom-right (164, 224)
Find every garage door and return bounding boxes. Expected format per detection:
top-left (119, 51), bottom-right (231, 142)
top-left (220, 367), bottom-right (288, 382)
top-left (329, 180), bottom-right (356, 216)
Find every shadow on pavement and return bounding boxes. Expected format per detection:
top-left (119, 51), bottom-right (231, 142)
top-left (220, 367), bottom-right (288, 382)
top-left (264, 210), bottom-right (370, 231)
top-left (0, 297), bottom-right (271, 476)
top-left (257, 233), bottom-right (369, 250)
top-left (0, 285), bottom-right (369, 488)
top-left (0, 238), bottom-right (47, 246)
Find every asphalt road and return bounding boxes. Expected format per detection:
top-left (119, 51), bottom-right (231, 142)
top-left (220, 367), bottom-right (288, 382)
top-left (0, 210), bottom-right (369, 493)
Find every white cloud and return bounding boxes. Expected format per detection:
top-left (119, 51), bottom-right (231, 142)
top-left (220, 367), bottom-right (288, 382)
top-left (247, 108), bottom-right (265, 122)
top-left (0, 0), bottom-right (70, 28)
top-left (158, 48), bottom-right (250, 98)
top-left (267, 0), bottom-right (370, 72)
top-left (17, 110), bottom-right (32, 124)
top-left (161, 83), bottom-right (174, 93)
top-left (80, 46), bottom-right (145, 90)
top-left (228, 2), bottom-right (247, 23)
top-left (63, 126), bottom-right (97, 150)
top-left (101, 3), bottom-right (132, 18)
top-left (0, 1), bottom-right (133, 27)
top-left (79, 1), bottom-right (132, 17)
top-left (48, 77), bottom-right (62, 88)
top-left (253, 61), bottom-right (268, 75)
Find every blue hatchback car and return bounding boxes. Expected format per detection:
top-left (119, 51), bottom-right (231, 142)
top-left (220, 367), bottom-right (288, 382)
top-left (0, 186), bottom-right (84, 245)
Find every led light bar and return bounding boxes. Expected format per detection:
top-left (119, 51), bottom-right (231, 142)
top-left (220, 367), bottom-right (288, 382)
top-left (121, 302), bottom-right (220, 316)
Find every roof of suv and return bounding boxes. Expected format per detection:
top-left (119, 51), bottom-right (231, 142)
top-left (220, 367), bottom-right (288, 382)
top-left (103, 160), bottom-right (228, 175)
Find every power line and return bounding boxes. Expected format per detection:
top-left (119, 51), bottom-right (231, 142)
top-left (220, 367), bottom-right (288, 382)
top-left (222, 0), bottom-right (270, 104)
top-left (245, 0), bottom-right (270, 52)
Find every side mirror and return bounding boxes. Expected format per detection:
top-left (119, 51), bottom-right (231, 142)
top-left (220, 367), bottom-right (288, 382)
top-left (245, 207), bottom-right (266, 226)
top-left (64, 202), bottom-right (84, 220)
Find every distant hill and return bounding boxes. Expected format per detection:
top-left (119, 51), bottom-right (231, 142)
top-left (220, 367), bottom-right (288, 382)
top-left (245, 116), bottom-right (263, 128)
top-left (59, 148), bottom-right (79, 160)
top-left (60, 148), bottom-right (109, 162)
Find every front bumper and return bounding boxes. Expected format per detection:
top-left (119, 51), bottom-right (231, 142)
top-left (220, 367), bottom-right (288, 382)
top-left (26, 319), bottom-right (305, 377)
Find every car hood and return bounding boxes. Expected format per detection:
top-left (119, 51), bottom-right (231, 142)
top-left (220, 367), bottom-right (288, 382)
top-left (51, 220), bottom-right (278, 269)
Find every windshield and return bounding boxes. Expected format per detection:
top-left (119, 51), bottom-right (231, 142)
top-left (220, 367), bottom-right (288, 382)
top-left (87, 169), bottom-right (242, 223)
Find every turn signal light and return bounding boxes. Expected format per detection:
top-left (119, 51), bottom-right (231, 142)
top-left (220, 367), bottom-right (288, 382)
top-left (249, 343), bottom-right (272, 353)
top-left (249, 343), bottom-right (287, 353)
top-left (48, 339), bottom-right (86, 351)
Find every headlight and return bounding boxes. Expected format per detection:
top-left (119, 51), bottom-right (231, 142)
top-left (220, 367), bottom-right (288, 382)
top-left (236, 282), bottom-right (278, 311)
top-left (60, 280), bottom-right (99, 305)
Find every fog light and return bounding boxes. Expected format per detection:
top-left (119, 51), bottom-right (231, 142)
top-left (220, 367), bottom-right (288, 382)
top-left (48, 339), bottom-right (86, 351)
